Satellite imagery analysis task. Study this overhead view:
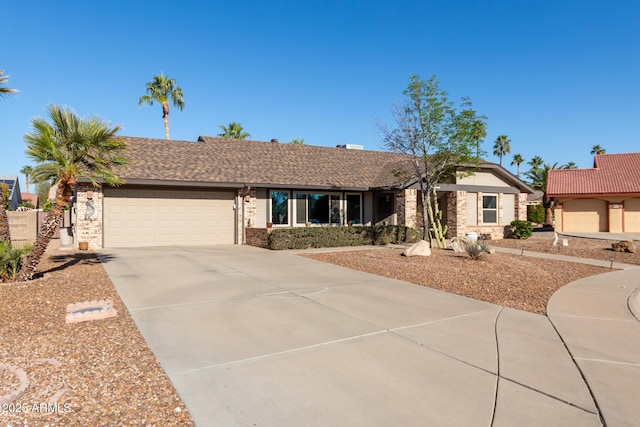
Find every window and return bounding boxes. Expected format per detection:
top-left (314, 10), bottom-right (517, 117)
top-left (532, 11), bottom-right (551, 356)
top-left (346, 194), bottom-right (362, 224)
top-left (482, 194), bottom-right (497, 224)
top-left (270, 191), bottom-right (289, 225)
top-left (293, 192), bottom-right (355, 225)
top-left (295, 194), bottom-right (307, 224)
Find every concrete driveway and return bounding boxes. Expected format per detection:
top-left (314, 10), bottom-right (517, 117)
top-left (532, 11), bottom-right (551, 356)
top-left (100, 245), bottom-right (600, 426)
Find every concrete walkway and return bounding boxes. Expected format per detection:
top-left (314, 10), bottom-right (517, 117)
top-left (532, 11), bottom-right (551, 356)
top-left (98, 245), bottom-right (638, 426)
top-left (558, 232), bottom-right (640, 242)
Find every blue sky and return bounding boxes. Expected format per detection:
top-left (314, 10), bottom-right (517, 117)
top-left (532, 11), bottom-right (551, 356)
top-left (3, 1), bottom-right (639, 193)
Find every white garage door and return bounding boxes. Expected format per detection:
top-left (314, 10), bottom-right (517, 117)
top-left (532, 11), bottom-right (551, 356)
top-left (103, 187), bottom-right (235, 248)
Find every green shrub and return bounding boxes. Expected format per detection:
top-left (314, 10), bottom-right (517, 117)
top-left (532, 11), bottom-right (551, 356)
top-left (0, 239), bottom-right (31, 282)
top-left (510, 220), bottom-right (533, 239)
top-left (527, 204), bottom-right (545, 224)
top-left (267, 225), bottom-right (420, 250)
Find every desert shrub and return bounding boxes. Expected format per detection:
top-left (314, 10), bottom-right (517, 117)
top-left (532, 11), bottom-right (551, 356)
top-left (267, 225), bottom-right (420, 250)
top-left (527, 204), bottom-right (545, 224)
top-left (0, 240), bottom-right (31, 282)
top-left (510, 220), bottom-right (533, 239)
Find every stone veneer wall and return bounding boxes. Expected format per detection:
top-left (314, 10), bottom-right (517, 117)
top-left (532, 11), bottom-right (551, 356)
top-left (395, 189), bottom-right (418, 228)
top-left (516, 193), bottom-right (528, 221)
top-left (245, 228), bottom-right (271, 248)
top-left (75, 184), bottom-right (104, 249)
top-left (238, 188), bottom-right (257, 244)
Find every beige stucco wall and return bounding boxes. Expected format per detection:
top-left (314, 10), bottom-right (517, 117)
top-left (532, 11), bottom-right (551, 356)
top-left (457, 171), bottom-right (511, 187)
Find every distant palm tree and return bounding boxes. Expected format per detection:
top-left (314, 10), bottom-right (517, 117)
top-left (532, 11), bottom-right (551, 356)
top-left (139, 73), bottom-right (184, 140)
top-left (290, 138), bottom-right (305, 145)
top-left (19, 105), bottom-right (128, 281)
top-left (525, 162), bottom-right (559, 225)
top-left (562, 162), bottom-right (578, 169)
top-left (528, 155), bottom-right (544, 171)
top-left (20, 165), bottom-right (33, 193)
top-left (0, 183), bottom-right (10, 242)
top-left (0, 70), bottom-right (17, 97)
top-left (493, 135), bottom-right (511, 166)
top-left (590, 145), bottom-right (606, 155)
top-left (511, 153), bottom-right (524, 177)
top-left (218, 122), bottom-right (250, 139)
top-left (470, 120), bottom-right (487, 159)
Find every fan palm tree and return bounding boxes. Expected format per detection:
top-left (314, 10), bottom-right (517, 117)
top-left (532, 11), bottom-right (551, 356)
top-left (18, 105), bottom-right (128, 281)
top-left (493, 135), bottom-right (511, 166)
top-left (528, 155), bottom-right (544, 171)
top-left (562, 162), bottom-right (578, 169)
top-left (511, 153), bottom-right (524, 177)
top-left (138, 73), bottom-right (184, 140)
top-left (0, 70), bottom-right (17, 97)
top-left (0, 183), bottom-right (10, 242)
top-left (590, 145), bottom-right (606, 155)
top-left (470, 120), bottom-right (487, 159)
top-left (290, 138), bottom-right (305, 145)
top-left (218, 122), bottom-right (250, 139)
top-left (20, 165), bottom-right (33, 193)
top-left (525, 162), bottom-right (559, 226)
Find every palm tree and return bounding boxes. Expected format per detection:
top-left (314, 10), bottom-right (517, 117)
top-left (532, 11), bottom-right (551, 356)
top-left (562, 162), bottom-right (578, 169)
top-left (20, 165), bottom-right (33, 193)
top-left (138, 73), bottom-right (184, 140)
top-left (511, 153), bottom-right (524, 177)
top-left (290, 138), bottom-right (305, 145)
top-left (525, 162), bottom-right (559, 226)
top-left (493, 135), bottom-right (511, 166)
top-left (470, 120), bottom-right (487, 159)
top-left (0, 70), bottom-right (18, 97)
top-left (218, 122), bottom-right (250, 139)
top-left (18, 105), bottom-right (128, 281)
top-left (0, 183), bottom-right (10, 242)
top-left (590, 145), bottom-right (606, 155)
top-left (528, 155), bottom-right (544, 171)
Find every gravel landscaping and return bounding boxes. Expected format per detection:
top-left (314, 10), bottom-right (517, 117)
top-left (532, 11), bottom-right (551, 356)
top-left (300, 245), bottom-right (613, 315)
top-left (489, 235), bottom-right (640, 265)
top-left (0, 247), bottom-right (194, 425)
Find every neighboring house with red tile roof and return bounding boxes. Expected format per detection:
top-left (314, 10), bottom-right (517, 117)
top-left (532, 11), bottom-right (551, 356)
top-left (73, 136), bottom-right (532, 249)
top-left (20, 192), bottom-right (38, 208)
top-left (548, 153), bottom-right (640, 232)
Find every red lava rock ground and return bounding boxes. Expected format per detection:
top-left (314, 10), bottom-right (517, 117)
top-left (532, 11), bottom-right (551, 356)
top-left (0, 247), bottom-right (195, 426)
top-left (300, 243), bottom-right (614, 315)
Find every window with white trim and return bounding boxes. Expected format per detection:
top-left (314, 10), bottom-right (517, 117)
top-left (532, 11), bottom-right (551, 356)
top-left (482, 194), bottom-right (498, 224)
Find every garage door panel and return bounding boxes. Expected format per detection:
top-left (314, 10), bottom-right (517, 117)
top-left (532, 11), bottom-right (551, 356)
top-left (624, 198), bottom-right (640, 232)
top-left (104, 188), bottom-right (235, 248)
top-left (563, 199), bottom-right (608, 232)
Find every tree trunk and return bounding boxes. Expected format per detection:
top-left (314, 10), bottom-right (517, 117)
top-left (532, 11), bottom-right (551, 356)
top-left (18, 177), bottom-right (75, 281)
top-left (0, 191), bottom-right (10, 242)
top-left (545, 207), bottom-right (553, 227)
top-left (163, 102), bottom-right (170, 140)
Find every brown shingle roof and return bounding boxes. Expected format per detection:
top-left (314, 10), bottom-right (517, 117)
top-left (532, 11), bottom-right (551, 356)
top-left (547, 153), bottom-right (640, 196)
top-left (116, 136), bottom-right (412, 190)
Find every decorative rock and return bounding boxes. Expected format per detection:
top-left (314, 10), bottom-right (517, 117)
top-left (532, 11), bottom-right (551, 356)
top-left (450, 237), bottom-right (468, 253)
top-left (403, 240), bottom-right (432, 257)
top-left (612, 240), bottom-right (636, 253)
top-left (562, 239), bottom-right (569, 247)
top-left (66, 299), bottom-right (117, 324)
top-left (552, 232), bottom-right (558, 246)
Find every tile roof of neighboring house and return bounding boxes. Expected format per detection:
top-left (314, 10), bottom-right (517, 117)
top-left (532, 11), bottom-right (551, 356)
top-left (21, 192), bottom-right (38, 207)
top-left (547, 153), bottom-right (640, 196)
top-left (116, 136), bottom-right (412, 190)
